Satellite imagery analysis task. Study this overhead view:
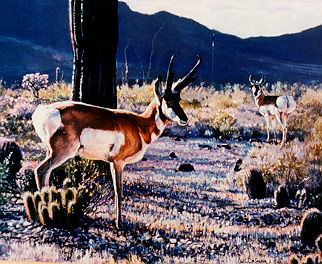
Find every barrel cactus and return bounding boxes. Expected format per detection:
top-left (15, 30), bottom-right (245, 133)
top-left (242, 167), bottom-right (266, 199)
top-left (23, 192), bottom-right (37, 222)
top-left (23, 186), bottom-right (82, 227)
top-left (300, 208), bottom-right (322, 247)
top-left (275, 185), bottom-right (290, 208)
top-left (295, 188), bottom-right (308, 209)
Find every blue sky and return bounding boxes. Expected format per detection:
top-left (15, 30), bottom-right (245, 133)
top-left (122, 0), bottom-right (322, 38)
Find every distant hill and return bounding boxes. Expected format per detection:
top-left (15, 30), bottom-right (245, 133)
top-left (0, 1), bottom-right (321, 85)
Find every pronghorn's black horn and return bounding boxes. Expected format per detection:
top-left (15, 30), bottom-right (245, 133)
top-left (259, 76), bottom-right (265, 85)
top-left (174, 55), bottom-right (202, 93)
top-left (166, 55), bottom-right (176, 94)
top-left (249, 74), bottom-right (254, 84)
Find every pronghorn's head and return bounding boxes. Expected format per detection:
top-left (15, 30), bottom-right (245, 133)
top-left (155, 55), bottom-right (202, 126)
top-left (249, 74), bottom-right (265, 97)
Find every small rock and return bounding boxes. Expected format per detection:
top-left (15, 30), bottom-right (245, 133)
top-left (23, 221), bottom-right (31, 227)
top-left (176, 163), bottom-right (194, 172)
top-left (263, 214), bottom-right (274, 225)
top-left (218, 144), bottom-right (231, 150)
top-left (199, 144), bottom-right (212, 150)
top-left (169, 152), bottom-right (177, 158)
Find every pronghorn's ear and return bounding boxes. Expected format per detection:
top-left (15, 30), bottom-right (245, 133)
top-left (154, 76), bottom-right (163, 102)
top-left (259, 76), bottom-right (265, 85)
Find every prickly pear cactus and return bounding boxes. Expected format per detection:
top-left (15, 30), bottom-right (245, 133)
top-left (23, 186), bottom-right (82, 227)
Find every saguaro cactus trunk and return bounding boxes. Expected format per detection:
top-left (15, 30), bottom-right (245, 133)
top-left (69, 0), bottom-right (118, 108)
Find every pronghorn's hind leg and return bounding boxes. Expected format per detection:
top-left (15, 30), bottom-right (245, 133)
top-left (271, 111), bottom-right (288, 145)
top-left (35, 130), bottom-right (80, 190)
top-left (281, 112), bottom-right (290, 144)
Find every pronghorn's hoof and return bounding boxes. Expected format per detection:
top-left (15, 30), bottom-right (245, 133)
top-left (115, 221), bottom-right (125, 230)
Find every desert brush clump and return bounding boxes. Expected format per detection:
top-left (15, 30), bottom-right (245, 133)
top-left (242, 138), bottom-right (322, 198)
top-left (23, 186), bottom-right (82, 227)
top-left (0, 153), bottom-right (21, 204)
top-left (51, 157), bottom-right (114, 217)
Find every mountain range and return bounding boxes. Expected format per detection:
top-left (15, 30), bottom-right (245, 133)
top-left (0, 1), bottom-right (321, 85)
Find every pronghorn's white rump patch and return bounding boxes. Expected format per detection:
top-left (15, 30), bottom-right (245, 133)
top-left (79, 129), bottom-right (125, 160)
top-left (32, 105), bottom-right (62, 144)
top-left (276, 96), bottom-right (296, 113)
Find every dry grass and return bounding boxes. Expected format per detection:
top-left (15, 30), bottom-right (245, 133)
top-left (0, 240), bottom-right (144, 264)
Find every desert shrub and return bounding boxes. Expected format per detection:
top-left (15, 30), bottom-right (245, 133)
top-left (117, 83), bottom-right (154, 112)
top-left (209, 110), bottom-right (238, 138)
top-left (288, 87), bottom-right (322, 139)
top-left (242, 140), bottom-right (313, 196)
top-left (0, 140), bottom-right (23, 178)
top-left (0, 155), bottom-right (20, 204)
top-left (38, 81), bottom-right (72, 102)
top-left (51, 158), bottom-right (113, 216)
top-left (21, 73), bottom-right (49, 98)
top-left (16, 169), bottom-right (37, 193)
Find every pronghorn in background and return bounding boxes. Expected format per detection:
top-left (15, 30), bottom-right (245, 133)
top-left (32, 55), bottom-right (201, 228)
top-left (249, 75), bottom-right (296, 145)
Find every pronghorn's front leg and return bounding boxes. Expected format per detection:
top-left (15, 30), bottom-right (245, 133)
top-left (264, 115), bottom-right (271, 142)
top-left (110, 161), bottom-right (125, 228)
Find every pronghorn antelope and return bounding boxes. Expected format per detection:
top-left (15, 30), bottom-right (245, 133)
top-left (32, 55), bottom-right (201, 228)
top-left (249, 75), bottom-right (296, 144)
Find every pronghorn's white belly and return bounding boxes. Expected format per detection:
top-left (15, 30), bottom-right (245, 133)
top-left (78, 128), bottom-right (125, 161)
top-left (259, 104), bottom-right (278, 116)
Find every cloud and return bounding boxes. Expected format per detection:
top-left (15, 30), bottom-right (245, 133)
top-left (123, 0), bottom-right (322, 38)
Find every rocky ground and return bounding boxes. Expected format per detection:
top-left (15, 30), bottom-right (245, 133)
top-left (0, 136), bottom-right (313, 263)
